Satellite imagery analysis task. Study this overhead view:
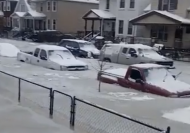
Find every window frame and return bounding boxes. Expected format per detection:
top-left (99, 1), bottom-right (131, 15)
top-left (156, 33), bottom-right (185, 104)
top-left (34, 48), bottom-right (40, 57)
top-left (52, 19), bottom-right (56, 30)
top-left (127, 22), bottom-right (133, 35)
top-left (129, 0), bottom-right (135, 9)
top-left (47, 1), bottom-right (51, 11)
top-left (52, 1), bottom-right (57, 12)
top-left (122, 47), bottom-right (128, 54)
top-left (6, 1), bottom-right (10, 11)
top-left (3, 1), bottom-right (6, 11)
top-left (3, 17), bottom-right (6, 27)
top-left (118, 20), bottom-right (124, 34)
top-left (40, 49), bottom-right (47, 59)
top-left (119, 0), bottom-right (125, 9)
top-left (47, 19), bottom-right (51, 30)
top-left (129, 69), bottom-right (143, 81)
top-left (7, 17), bottom-right (10, 27)
top-left (128, 48), bottom-right (137, 54)
top-left (40, 3), bottom-right (43, 12)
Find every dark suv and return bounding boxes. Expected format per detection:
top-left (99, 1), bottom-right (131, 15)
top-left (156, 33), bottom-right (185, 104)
top-left (58, 39), bottom-right (100, 58)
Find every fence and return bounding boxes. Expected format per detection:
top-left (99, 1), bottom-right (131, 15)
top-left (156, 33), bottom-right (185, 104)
top-left (0, 70), bottom-right (171, 133)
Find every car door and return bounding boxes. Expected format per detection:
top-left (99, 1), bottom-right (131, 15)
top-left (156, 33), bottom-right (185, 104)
top-left (127, 68), bottom-right (145, 92)
top-left (39, 49), bottom-right (48, 67)
top-left (31, 48), bottom-right (40, 65)
top-left (127, 48), bottom-right (140, 65)
top-left (118, 47), bottom-right (130, 65)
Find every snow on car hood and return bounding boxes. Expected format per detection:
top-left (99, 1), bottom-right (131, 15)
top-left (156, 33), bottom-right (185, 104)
top-left (80, 46), bottom-right (100, 55)
top-left (49, 55), bottom-right (87, 67)
top-left (145, 68), bottom-right (190, 93)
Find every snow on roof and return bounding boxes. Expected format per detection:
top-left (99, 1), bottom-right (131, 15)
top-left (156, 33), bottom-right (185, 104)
top-left (132, 63), bottom-right (165, 69)
top-left (37, 45), bottom-right (68, 51)
top-left (68, 0), bottom-right (99, 4)
top-left (144, 4), bottom-right (151, 12)
top-left (130, 10), bottom-right (190, 24)
top-left (0, 10), bottom-right (4, 16)
top-left (91, 9), bottom-right (115, 19)
top-left (13, 12), bottom-right (26, 17)
top-left (63, 39), bottom-right (90, 43)
top-left (27, 11), bottom-right (45, 17)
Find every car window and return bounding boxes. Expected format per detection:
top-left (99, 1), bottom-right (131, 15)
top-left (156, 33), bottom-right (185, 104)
top-left (128, 48), bottom-right (136, 54)
top-left (122, 48), bottom-right (128, 54)
top-left (34, 48), bottom-right (40, 57)
top-left (40, 49), bottom-right (47, 58)
top-left (130, 69), bottom-right (143, 81)
top-left (59, 40), bottom-right (68, 47)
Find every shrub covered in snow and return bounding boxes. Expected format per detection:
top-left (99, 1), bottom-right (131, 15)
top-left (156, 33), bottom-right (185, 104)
top-left (0, 43), bottom-right (20, 57)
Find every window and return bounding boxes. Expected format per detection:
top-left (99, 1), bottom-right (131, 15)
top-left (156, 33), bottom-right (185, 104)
top-left (47, 1), bottom-right (50, 11)
top-left (40, 3), bottom-right (43, 12)
top-left (127, 22), bottom-right (133, 35)
top-left (40, 49), bottom-right (47, 58)
top-left (158, 0), bottom-right (178, 11)
top-left (119, 0), bottom-right (125, 8)
top-left (34, 48), bottom-right (40, 57)
top-left (128, 48), bottom-right (136, 54)
top-left (52, 1), bottom-right (57, 11)
top-left (186, 26), bottom-right (190, 34)
top-left (169, 0), bottom-right (178, 10)
top-left (3, 1), bottom-right (6, 11)
top-left (7, 1), bottom-right (10, 11)
top-left (118, 20), bottom-right (124, 34)
top-left (106, 0), bottom-right (110, 9)
top-left (47, 19), bottom-right (51, 29)
top-left (122, 48), bottom-right (128, 54)
top-left (52, 19), bottom-right (56, 30)
top-left (3, 17), bottom-right (6, 27)
top-left (20, 4), bottom-right (25, 12)
top-left (67, 41), bottom-right (79, 48)
top-left (150, 26), bottom-right (168, 41)
top-left (129, 0), bottom-right (135, 8)
top-left (130, 69), bottom-right (143, 80)
top-left (7, 17), bottom-right (10, 27)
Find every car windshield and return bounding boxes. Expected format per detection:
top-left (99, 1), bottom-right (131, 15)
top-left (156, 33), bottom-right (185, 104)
top-left (79, 42), bottom-right (96, 48)
top-left (48, 50), bottom-right (74, 59)
top-left (143, 68), bottom-right (174, 82)
top-left (138, 48), bottom-right (159, 55)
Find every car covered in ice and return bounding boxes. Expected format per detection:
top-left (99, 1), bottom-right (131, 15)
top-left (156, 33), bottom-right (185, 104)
top-left (98, 63), bottom-right (190, 97)
top-left (17, 45), bottom-right (88, 71)
top-left (99, 43), bottom-right (173, 67)
top-left (57, 39), bottom-right (100, 58)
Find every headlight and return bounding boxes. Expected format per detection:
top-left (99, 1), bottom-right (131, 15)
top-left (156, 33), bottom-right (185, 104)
top-left (60, 66), bottom-right (67, 70)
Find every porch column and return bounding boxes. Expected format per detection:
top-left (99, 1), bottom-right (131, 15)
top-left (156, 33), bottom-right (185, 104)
top-left (100, 19), bottom-right (104, 36)
top-left (33, 19), bottom-right (35, 31)
top-left (91, 20), bottom-right (94, 37)
top-left (84, 19), bottom-right (87, 36)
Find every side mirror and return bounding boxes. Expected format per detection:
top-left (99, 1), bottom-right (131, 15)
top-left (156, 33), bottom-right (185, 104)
top-left (40, 56), bottom-right (47, 60)
top-left (136, 79), bottom-right (144, 85)
top-left (130, 53), bottom-right (138, 58)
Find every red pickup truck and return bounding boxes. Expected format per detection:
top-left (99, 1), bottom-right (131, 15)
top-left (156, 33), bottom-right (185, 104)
top-left (98, 63), bottom-right (190, 97)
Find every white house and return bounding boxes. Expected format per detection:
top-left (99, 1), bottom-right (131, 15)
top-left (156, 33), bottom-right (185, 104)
top-left (96, 0), bottom-right (151, 37)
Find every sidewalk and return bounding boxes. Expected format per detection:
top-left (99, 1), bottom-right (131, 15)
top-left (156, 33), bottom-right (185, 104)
top-left (0, 95), bottom-right (74, 133)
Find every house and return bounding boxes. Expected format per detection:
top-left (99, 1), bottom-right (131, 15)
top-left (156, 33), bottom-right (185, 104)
top-left (82, 0), bottom-right (150, 38)
top-left (11, 0), bottom-right (99, 34)
top-left (130, 0), bottom-right (190, 49)
top-left (0, 0), bottom-right (17, 31)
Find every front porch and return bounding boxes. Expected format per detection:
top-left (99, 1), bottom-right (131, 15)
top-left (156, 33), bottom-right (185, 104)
top-left (130, 10), bottom-right (190, 49)
top-left (82, 9), bottom-right (116, 39)
top-left (11, 11), bottom-right (46, 32)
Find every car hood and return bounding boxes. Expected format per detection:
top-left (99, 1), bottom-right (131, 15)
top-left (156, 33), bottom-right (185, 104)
top-left (49, 56), bottom-right (87, 66)
top-left (147, 79), bottom-right (190, 93)
top-left (80, 47), bottom-right (100, 55)
top-left (143, 53), bottom-right (172, 61)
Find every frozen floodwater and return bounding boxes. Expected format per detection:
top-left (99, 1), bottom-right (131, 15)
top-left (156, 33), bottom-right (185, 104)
top-left (0, 93), bottom-right (74, 133)
top-left (0, 38), bottom-right (190, 133)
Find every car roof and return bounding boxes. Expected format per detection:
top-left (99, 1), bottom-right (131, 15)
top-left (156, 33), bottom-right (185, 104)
top-left (131, 63), bottom-right (166, 69)
top-left (105, 43), bottom-right (152, 49)
top-left (62, 39), bottom-right (90, 43)
top-left (36, 45), bottom-right (68, 51)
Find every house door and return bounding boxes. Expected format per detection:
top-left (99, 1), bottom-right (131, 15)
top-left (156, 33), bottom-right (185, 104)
top-left (111, 21), bottom-right (115, 37)
top-left (175, 26), bottom-right (183, 40)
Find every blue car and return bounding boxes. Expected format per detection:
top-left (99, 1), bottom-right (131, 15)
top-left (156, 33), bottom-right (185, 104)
top-left (58, 39), bottom-right (100, 58)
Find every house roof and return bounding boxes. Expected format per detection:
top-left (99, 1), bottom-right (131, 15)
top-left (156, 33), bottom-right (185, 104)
top-left (31, 0), bottom-right (99, 4)
top-left (24, 11), bottom-right (46, 18)
top-left (83, 9), bottom-right (116, 20)
top-left (130, 10), bottom-right (190, 25)
top-left (11, 12), bottom-right (26, 17)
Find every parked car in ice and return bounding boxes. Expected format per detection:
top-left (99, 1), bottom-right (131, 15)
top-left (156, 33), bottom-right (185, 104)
top-left (99, 43), bottom-right (173, 67)
top-left (17, 45), bottom-right (88, 71)
top-left (57, 39), bottom-right (100, 58)
top-left (98, 64), bottom-right (190, 97)
top-left (0, 43), bottom-right (20, 57)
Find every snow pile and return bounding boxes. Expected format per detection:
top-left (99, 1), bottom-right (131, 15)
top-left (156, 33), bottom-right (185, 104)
top-left (163, 106), bottom-right (190, 125)
top-left (0, 43), bottom-right (20, 57)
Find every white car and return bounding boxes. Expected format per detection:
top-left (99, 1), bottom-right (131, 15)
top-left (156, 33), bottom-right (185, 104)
top-left (17, 45), bottom-right (88, 71)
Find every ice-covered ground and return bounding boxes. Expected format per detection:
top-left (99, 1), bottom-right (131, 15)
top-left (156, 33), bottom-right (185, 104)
top-left (0, 38), bottom-right (190, 133)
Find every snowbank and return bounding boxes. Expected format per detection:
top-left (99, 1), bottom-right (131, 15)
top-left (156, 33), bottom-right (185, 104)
top-left (0, 43), bottom-right (20, 57)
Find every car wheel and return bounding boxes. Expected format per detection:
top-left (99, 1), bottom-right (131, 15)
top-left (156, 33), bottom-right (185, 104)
top-left (103, 58), bottom-right (111, 62)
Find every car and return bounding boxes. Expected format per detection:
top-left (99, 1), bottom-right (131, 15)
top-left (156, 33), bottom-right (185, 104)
top-left (57, 39), bottom-right (100, 58)
top-left (17, 45), bottom-right (88, 71)
top-left (98, 63), bottom-right (190, 97)
top-left (99, 43), bottom-right (173, 67)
